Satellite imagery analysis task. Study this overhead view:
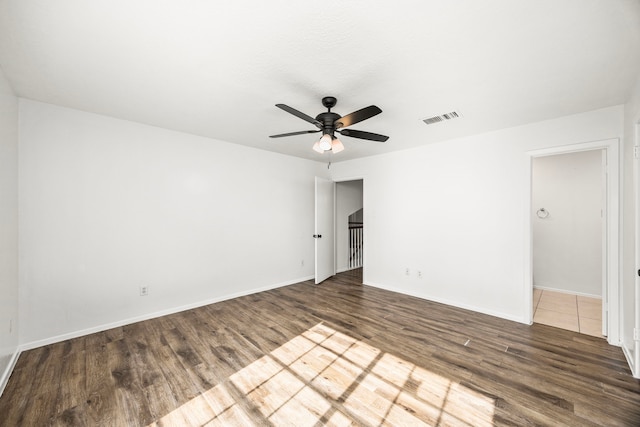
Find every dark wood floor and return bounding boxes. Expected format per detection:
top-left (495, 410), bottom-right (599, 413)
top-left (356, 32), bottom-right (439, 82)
top-left (1, 269), bottom-right (640, 426)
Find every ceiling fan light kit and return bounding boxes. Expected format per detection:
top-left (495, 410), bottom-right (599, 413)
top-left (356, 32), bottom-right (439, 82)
top-left (318, 133), bottom-right (333, 151)
top-left (312, 141), bottom-right (324, 153)
top-left (331, 137), bottom-right (344, 153)
top-left (270, 96), bottom-right (389, 154)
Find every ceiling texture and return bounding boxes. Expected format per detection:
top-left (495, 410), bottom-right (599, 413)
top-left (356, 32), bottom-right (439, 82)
top-left (0, 0), bottom-right (639, 162)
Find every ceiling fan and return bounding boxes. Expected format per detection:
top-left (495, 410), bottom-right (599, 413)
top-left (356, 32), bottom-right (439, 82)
top-left (269, 96), bottom-right (389, 154)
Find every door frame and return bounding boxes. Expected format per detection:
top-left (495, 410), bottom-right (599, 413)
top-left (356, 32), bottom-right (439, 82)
top-left (524, 138), bottom-right (620, 345)
top-left (333, 176), bottom-right (366, 283)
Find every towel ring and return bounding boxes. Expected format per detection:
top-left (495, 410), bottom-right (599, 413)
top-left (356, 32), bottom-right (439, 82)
top-left (536, 208), bottom-right (549, 219)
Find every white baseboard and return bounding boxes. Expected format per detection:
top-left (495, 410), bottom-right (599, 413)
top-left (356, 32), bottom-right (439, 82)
top-left (19, 275), bottom-right (314, 352)
top-left (364, 280), bottom-right (526, 324)
top-left (0, 348), bottom-right (21, 398)
top-left (622, 343), bottom-right (639, 379)
top-left (533, 285), bottom-right (601, 299)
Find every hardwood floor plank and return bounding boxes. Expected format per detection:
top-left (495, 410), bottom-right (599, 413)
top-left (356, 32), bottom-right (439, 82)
top-left (18, 344), bottom-right (69, 426)
top-left (83, 339), bottom-right (119, 426)
top-left (1, 269), bottom-right (639, 426)
top-left (54, 348), bottom-right (87, 415)
top-left (0, 348), bottom-right (43, 426)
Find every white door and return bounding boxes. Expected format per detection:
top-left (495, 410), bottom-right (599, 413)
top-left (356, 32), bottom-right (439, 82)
top-left (315, 177), bottom-right (335, 284)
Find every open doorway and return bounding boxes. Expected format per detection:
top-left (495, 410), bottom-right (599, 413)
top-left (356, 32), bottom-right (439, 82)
top-left (531, 149), bottom-right (605, 337)
top-left (336, 179), bottom-right (364, 283)
top-left (525, 139), bottom-right (620, 343)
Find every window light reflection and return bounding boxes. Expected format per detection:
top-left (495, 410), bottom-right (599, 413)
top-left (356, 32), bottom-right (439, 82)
top-left (148, 323), bottom-right (496, 426)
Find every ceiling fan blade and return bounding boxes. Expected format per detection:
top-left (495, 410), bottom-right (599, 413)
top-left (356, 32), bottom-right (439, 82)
top-left (276, 104), bottom-right (322, 128)
top-left (334, 105), bottom-right (382, 129)
top-left (269, 130), bottom-right (322, 138)
top-left (338, 129), bottom-right (389, 142)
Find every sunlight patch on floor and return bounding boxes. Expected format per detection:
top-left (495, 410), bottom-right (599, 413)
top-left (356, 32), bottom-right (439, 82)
top-left (148, 323), bottom-right (496, 426)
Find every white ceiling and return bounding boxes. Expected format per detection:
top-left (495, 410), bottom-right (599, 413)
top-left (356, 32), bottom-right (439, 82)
top-left (0, 0), bottom-right (639, 162)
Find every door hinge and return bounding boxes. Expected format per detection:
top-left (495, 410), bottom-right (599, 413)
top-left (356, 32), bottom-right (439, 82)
top-left (634, 146), bottom-right (640, 159)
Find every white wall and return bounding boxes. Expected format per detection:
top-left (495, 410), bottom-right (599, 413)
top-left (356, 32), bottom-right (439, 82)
top-left (330, 106), bottom-right (623, 323)
top-left (19, 100), bottom-right (326, 346)
top-left (532, 150), bottom-right (603, 296)
top-left (336, 180), bottom-right (363, 272)
top-left (8, 98), bottom-right (634, 369)
top-left (0, 66), bottom-right (19, 390)
top-left (623, 72), bottom-right (640, 375)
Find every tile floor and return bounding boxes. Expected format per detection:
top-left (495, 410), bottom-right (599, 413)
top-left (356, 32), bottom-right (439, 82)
top-left (533, 288), bottom-right (604, 338)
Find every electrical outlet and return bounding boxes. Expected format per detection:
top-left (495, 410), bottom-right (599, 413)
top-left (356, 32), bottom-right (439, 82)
top-left (140, 286), bottom-right (149, 296)
top-left (301, 259), bottom-right (305, 267)
top-left (417, 270), bottom-right (422, 279)
top-left (405, 268), bottom-right (410, 276)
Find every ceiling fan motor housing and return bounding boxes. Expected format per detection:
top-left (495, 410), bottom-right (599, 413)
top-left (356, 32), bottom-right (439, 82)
top-left (318, 96), bottom-right (340, 136)
top-left (316, 112), bottom-right (341, 136)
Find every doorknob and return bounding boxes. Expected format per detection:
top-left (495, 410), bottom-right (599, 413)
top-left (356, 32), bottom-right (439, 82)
top-left (313, 234), bottom-right (322, 238)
